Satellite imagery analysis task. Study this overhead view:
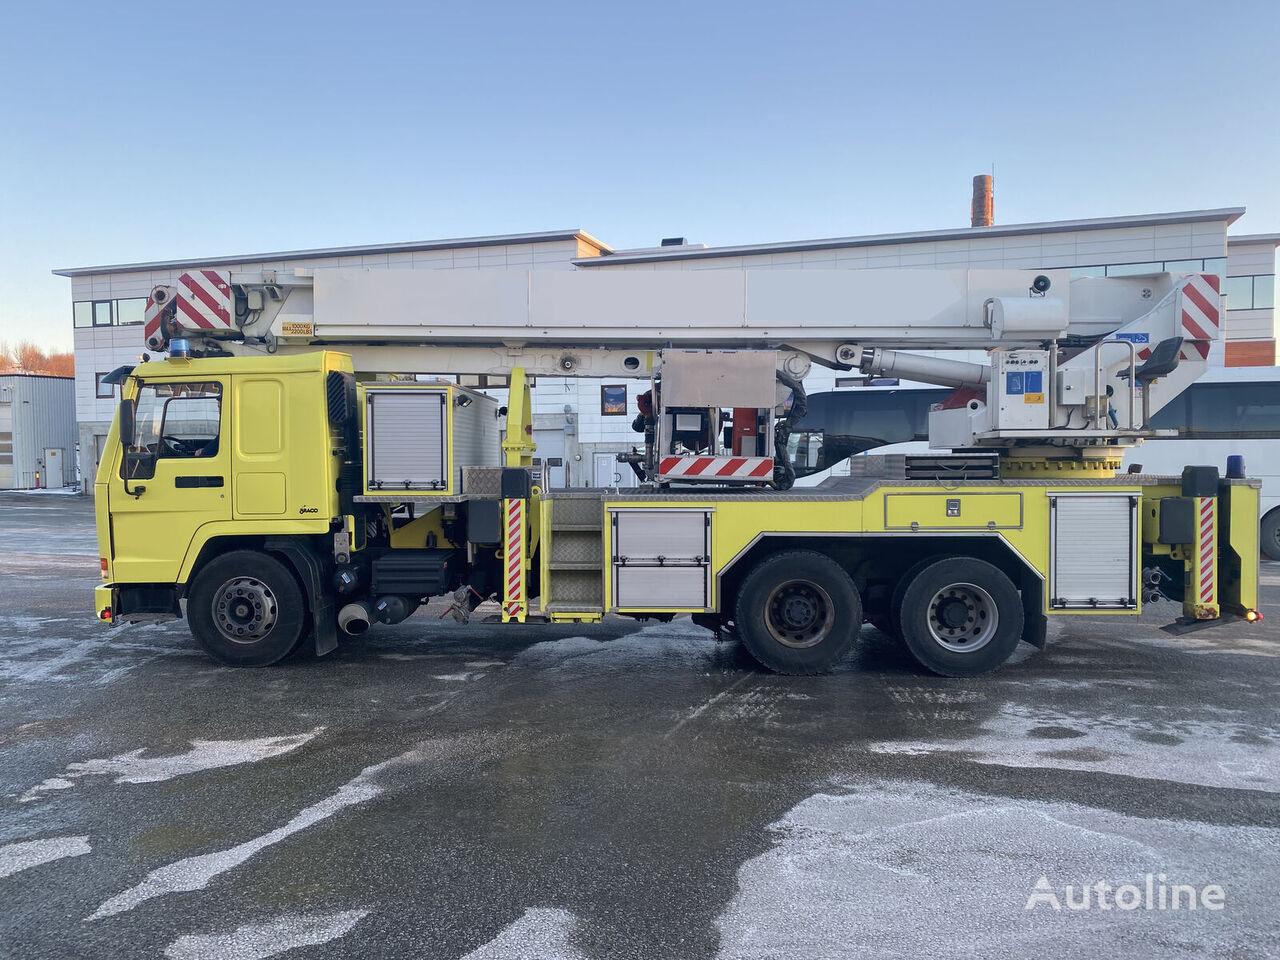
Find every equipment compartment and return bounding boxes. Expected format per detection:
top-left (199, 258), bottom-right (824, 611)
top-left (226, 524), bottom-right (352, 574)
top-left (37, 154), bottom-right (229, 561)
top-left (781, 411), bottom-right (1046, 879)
top-left (363, 384), bottom-right (499, 495)
top-left (610, 508), bottom-right (711, 610)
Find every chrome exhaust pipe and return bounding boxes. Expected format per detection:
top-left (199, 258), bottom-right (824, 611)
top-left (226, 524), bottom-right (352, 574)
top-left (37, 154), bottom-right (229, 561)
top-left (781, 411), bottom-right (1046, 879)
top-left (338, 601), bottom-right (375, 635)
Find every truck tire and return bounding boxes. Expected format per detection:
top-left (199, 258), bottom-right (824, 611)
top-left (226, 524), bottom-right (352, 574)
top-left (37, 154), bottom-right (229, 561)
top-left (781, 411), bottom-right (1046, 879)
top-left (897, 557), bottom-right (1022, 677)
top-left (187, 550), bottom-right (306, 666)
top-left (1262, 509), bottom-right (1280, 562)
top-left (734, 550), bottom-right (861, 675)
top-left (875, 556), bottom-right (946, 643)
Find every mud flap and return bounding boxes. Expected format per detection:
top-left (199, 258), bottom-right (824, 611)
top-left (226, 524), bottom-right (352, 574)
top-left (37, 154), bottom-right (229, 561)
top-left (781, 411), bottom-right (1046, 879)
top-left (1021, 572), bottom-right (1047, 649)
top-left (265, 538), bottom-right (338, 656)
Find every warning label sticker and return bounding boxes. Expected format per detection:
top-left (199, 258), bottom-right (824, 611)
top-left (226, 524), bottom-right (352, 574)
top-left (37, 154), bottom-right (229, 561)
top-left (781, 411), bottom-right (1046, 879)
top-left (1008, 370), bottom-right (1044, 403)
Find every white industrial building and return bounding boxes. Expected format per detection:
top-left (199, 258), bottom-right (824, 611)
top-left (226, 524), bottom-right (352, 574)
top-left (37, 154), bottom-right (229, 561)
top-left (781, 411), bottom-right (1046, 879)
top-left (55, 207), bottom-right (1278, 490)
top-left (0, 375), bottom-right (77, 489)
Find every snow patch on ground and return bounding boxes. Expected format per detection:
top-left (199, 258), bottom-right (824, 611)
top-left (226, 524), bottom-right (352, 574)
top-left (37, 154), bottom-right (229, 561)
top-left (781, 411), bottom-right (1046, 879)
top-left (1102, 633), bottom-right (1280, 658)
top-left (462, 908), bottom-right (587, 960)
top-left (18, 728), bottom-right (324, 802)
top-left (0, 623), bottom-right (197, 687)
top-left (0, 836), bottom-right (90, 879)
top-left (163, 909), bottom-right (369, 959)
top-left (514, 621), bottom-right (718, 671)
top-left (869, 703), bottom-right (1279, 792)
top-left (87, 736), bottom-right (489, 920)
top-left (716, 781), bottom-right (1280, 959)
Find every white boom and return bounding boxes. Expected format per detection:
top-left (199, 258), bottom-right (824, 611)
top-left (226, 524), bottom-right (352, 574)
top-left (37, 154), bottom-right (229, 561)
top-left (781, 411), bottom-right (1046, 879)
top-left (144, 265), bottom-right (1223, 452)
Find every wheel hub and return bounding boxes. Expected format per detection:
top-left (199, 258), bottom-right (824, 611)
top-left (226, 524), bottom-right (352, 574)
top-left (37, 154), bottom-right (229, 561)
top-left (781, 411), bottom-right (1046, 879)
top-left (780, 595), bottom-right (817, 628)
top-left (936, 596), bottom-right (970, 630)
top-left (765, 580), bottom-right (835, 649)
top-left (926, 583), bottom-right (997, 653)
top-left (212, 577), bottom-right (278, 643)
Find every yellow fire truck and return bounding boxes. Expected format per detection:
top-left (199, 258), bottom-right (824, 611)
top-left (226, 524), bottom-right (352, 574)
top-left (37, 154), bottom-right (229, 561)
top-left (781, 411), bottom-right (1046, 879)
top-left (93, 267), bottom-right (1261, 675)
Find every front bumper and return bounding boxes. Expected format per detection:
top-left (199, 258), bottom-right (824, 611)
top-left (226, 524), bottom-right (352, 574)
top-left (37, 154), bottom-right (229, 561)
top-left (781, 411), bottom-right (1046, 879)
top-left (95, 584), bottom-right (116, 623)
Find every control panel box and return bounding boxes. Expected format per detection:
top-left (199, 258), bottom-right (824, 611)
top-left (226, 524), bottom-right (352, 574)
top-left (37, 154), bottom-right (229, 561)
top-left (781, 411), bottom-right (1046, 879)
top-left (988, 350), bottom-right (1050, 431)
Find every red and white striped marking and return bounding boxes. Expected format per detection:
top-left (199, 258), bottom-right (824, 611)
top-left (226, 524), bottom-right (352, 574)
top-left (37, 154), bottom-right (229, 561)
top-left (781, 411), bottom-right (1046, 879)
top-left (1137, 340), bottom-right (1211, 362)
top-left (144, 294), bottom-right (168, 349)
top-left (658, 456), bottom-right (773, 480)
top-left (1137, 274), bottom-right (1221, 363)
top-left (503, 498), bottom-right (524, 620)
top-left (143, 270), bottom-right (233, 350)
top-left (1180, 273), bottom-right (1220, 341)
top-left (1196, 496), bottom-right (1216, 607)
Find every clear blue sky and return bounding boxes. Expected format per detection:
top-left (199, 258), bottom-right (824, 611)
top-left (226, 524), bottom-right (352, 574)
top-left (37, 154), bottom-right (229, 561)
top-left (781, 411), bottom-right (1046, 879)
top-left (2, 0), bottom-right (1276, 351)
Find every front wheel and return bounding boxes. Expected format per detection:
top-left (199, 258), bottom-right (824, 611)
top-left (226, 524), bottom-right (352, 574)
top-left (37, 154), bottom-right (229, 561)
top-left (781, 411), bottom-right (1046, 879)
top-left (734, 550), bottom-right (861, 675)
top-left (897, 557), bottom-right (1022, 677)
top-left (187, 550), bottom-right (306, 666)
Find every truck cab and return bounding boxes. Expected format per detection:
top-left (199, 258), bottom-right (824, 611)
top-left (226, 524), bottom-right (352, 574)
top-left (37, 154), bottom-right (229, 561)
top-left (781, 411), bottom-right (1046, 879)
top-left (95, 351), bottom-right (353, 662)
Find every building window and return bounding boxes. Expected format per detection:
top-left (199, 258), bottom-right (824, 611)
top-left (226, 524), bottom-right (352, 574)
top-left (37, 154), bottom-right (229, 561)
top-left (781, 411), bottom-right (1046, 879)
top-left (458, 374), bottom-right (515, 389)
top-left (1060, 260), bottom-right (1229, 286)
top-left (116, 298), bottom-right (146, 325)
top-left (1256, 275), bottom-right (1275, 310)
top-left (73, 297), bottom-right (148, 328)
top-left (1104, 262), bottom-right (1162, 277)
top-left (1224, 275), bottom-right (1276, 311)
top-left (95, 373), bottom-right (115, 399)
top-left (1224, 276), bottom-right (1254, 310)
top-left (601, 384), bottom-right (627, 416)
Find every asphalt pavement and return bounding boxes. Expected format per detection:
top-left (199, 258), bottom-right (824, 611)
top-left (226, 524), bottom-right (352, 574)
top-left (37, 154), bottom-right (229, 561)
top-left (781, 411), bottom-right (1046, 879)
top-left (1, 491), bottom-right (1277, 959)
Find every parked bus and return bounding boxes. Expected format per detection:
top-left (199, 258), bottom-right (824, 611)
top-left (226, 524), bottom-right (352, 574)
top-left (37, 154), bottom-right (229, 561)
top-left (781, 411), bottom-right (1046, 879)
top-left (790, 368), bottom-right (1280, 560)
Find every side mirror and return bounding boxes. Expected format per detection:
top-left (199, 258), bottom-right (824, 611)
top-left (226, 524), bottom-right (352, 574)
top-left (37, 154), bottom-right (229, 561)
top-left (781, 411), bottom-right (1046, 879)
top-left (119, 398), bottom-right (136, 447)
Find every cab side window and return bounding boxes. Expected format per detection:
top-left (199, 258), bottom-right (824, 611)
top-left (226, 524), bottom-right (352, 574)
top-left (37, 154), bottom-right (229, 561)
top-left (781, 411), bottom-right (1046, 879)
top-left (122, 382), bottom-right (223, 479)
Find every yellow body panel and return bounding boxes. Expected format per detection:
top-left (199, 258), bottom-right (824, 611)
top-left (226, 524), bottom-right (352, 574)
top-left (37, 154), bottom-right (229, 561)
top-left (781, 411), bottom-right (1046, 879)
top-left (99, 352), bottom-right (350, 586)
top-left (592, 482), bottom-right (1157, 617)
top-left (503, 369), bottom-right (536, 467)
top-left (1222, 483), bottom-right (1261, 616)
top-left (883, 492), bottom-right (1022, 530)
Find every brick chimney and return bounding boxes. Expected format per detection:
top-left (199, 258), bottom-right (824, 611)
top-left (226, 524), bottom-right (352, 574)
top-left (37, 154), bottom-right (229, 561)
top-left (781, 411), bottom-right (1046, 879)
top-left (971, 175), bottom-right (994, 227)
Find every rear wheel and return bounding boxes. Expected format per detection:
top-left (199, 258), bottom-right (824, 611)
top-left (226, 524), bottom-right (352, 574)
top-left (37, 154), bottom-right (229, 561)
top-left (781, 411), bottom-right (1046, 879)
top-left (876, 557), bottom-right (944, 643)
top-left (187, 550), bottom-right (306, 666)
top-left (734, 550), bottom-right (861, 675)
top-left (897, 557), bottom-right (1022, 677)
top-left (1262, 509), bottom-right (1280, 562)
